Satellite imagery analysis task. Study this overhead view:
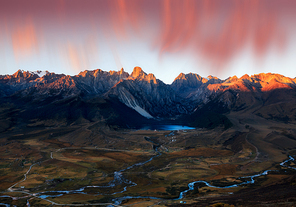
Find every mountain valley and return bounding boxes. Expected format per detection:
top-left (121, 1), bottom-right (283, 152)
top-left (0, 68), bottom-right (296, 206)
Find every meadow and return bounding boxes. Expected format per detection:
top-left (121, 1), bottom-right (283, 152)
top-left (1, 111), bottom-right (296, 206)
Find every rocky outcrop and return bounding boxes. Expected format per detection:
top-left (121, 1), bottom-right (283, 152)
top-left (107, 67), bottom-right (189, 118)
top-left (171, 73), bottom-right (204, 97)
top-left (73, 68), bottom-right (129, 95)
top-left (1, 68), bottom-right (296, 122)
top-left (0, 68), bottom-right (129, 99)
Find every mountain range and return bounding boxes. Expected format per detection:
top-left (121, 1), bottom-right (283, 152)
top-left (1, 67), bottom-right (296, 131)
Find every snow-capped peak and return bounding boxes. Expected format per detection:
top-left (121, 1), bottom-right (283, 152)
top-left (30, 70), bottom-right (49, 77)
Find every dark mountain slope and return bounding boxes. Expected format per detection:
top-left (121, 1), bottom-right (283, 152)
top-left (106, 67), bottom-right (191, 118)
top-left (1, 69), bottom-right (296, 130)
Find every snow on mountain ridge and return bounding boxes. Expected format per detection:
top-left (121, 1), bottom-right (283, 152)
top-left (1, 68), bottom-right (296, 120)
top-left (29, 70), bottom-right (49, 77)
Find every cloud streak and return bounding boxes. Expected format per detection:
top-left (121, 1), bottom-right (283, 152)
top-left (1, 0), bottom-right (296, 78)
top-left (157, 0), bottom-right (293, 72)
top-left (11, 19), bottom-right (39, 61)
top-left (63, 35), bottom-right (99, 73)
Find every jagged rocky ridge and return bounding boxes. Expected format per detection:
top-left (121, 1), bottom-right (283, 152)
top-left (1, 67), bottom-right (296, 129)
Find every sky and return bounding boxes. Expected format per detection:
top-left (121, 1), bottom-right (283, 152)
top-left (1, 0), bottom-right (296, 84)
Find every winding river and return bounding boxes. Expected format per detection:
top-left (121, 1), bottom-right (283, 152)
top-left (1, 137), bottom-right (296, 206)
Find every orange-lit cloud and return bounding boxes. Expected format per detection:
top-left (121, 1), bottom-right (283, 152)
top-left (159, 0), bottom-right (198, 53)
top-left (11, 19), bottom-right (39, 60)
top-left (108, 0), bottom-right (143, 41)
top-left (64, 35), bottom-right (99, 73)
top-left (1, 0), bottom-right (296, 79)
top-left (158, 0), bottom-right (290, 72)
top-left (66, 44), bottom-right (85, 73)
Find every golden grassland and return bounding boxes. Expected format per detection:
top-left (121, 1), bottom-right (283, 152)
top-left (1, 112), bottom-right (296, 206)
